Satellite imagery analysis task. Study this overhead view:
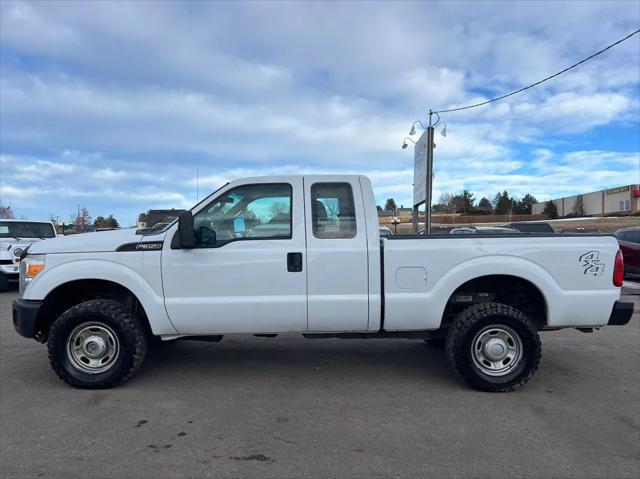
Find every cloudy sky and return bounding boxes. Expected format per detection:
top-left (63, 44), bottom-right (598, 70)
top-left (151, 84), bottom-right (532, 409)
top-left (1, 0), bottom-right (639, 225)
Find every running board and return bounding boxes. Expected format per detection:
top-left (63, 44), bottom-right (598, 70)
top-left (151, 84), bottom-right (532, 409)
top-left (303, 331), bottom-right (432, 340)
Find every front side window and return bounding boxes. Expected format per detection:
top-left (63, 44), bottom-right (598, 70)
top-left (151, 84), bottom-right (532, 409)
top-left (311, 183), bottom-right (357, 239)
top-left (193, 183), bottom-right (292, 246)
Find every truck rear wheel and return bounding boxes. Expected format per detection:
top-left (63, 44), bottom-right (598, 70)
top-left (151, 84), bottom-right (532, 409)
top-left (446, 302), bottom-right (541, 392)
top-left (47, 299), bottom-right (147, 389)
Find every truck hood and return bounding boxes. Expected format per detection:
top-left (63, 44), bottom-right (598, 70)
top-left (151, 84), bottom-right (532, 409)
top-left (28, 228), bottom-right (157, 254)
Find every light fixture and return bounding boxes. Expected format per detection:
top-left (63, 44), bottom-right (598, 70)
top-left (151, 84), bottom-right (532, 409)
top-left (440, 123), bottom-right (447, 137)
top-left (401, 137), bottom-right (417, 149)
top-left (409, 121), bottom-right (426, 136)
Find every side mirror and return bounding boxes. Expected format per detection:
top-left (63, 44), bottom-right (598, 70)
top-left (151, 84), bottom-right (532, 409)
top-left (178, 211), bottom-right (195, 249)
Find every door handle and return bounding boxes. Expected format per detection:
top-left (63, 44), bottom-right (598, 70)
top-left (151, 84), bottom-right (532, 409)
top-left (287, 252), bottom-right (303, 272)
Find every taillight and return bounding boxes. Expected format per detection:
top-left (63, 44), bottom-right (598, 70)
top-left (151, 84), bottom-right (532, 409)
top-left (613, 249), bottom-right (624, 287)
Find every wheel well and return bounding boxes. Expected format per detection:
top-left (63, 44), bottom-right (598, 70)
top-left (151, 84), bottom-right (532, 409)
top-left (441, 275), bottom-right (547, 332)
top-left (34, 279), bottom-right (150, 341)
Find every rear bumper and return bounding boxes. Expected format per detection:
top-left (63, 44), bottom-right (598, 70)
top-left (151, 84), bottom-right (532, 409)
top-left (608, 301), bottom-right (634, 326)
top-left (12, 299), bottom-right (43, 339)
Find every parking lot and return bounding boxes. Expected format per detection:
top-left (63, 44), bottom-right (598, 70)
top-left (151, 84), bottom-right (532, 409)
top-left (1, 289), bottom-right (638, 479)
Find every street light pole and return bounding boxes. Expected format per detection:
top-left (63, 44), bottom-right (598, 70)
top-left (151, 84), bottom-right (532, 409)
top-left (425, 110), bottom-right (435, 235)
top-left (407, 112), bottom-right (441, 235)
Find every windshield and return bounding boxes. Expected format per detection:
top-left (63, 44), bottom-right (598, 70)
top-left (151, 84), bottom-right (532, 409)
top-left (140, 182), bottom-right (231, 236)
top-left (0, 221), bottom-right (56, 239)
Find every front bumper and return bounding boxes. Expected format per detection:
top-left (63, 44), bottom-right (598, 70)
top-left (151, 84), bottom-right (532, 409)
top-left (607, 301), bottom-right (634, 326)
top-left (12, 299), bottom-right (43, 339)
top-left (0, 265), bottom-right (19, 280)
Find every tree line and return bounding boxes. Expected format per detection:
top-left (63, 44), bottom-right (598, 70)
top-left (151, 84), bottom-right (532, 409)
top-left (0, 203), bottom-right (120, 230)
top-left (434, 190), bottom-right (538, 215)
top-left (67, 208), bottom-right (120, 231)
top-left (380, 190), bottom-right (539, 215)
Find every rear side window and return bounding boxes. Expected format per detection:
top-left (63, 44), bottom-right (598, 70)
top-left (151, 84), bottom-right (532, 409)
top-left (311, 183), bottom-right (357, 239)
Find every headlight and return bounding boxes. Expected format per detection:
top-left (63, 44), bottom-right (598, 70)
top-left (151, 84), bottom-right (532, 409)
top-left (19, 254), bottom-right (46, 298)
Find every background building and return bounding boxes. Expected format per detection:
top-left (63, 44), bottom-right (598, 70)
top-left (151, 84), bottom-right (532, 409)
top-left (532, 185), bottom-right (640, 217)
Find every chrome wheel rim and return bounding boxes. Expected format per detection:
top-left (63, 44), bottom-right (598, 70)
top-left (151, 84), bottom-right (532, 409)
top-left (471, 325), bottom-right (523, 377)
top-left (66, 322), bottom-right (120, 374)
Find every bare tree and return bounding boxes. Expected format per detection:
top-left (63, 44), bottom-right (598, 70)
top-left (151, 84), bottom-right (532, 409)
top-left (572, 195), bottom-right (585, 217)
top-left (267, 201), bottom-right (290, 223)
top-left (0, 204), bottom-right (15, 219)
top-left (434, 193), bottom-right (455, 214)
top-left (72, 207), bottom-right (92, 232)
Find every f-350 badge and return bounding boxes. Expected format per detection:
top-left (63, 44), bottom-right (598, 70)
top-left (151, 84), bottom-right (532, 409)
top-left (579, 251), bottom-right (605, 276)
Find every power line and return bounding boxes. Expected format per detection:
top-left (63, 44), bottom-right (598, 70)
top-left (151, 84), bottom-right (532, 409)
top-left (434, 28), bottom-right (640, 114)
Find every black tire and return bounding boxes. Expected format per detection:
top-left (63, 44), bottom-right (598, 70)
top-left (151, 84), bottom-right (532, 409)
top-left (423, 337), bottom-right (446, 349)
top-left (446, 302), bottom-right (541, 392)
top-left (47, 299), bottom-right (148, 389)
top-left (0, 273), bottom-right (8, 292)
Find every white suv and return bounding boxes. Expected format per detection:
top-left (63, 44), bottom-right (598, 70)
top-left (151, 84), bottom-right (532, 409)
top-left (0, 220), bottom-right (57, 291)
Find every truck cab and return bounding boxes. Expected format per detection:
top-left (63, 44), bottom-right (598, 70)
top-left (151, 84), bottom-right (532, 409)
top-left (162, 176), bottom-right (380, 334)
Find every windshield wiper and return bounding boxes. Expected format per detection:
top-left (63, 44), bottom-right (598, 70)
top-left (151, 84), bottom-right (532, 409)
top-left (22, 232), bottom-right (46, 240)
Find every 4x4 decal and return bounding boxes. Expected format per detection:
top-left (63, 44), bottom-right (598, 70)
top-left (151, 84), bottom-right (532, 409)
top-left (579, 251), bottom-right (605, 276)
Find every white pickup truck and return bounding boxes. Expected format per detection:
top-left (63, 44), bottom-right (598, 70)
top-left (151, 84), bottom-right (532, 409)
top-left (13, 175), bottom-right (633, 391)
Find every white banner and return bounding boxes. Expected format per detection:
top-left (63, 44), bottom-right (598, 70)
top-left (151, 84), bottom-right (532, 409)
top-left (413, 130), bottom-right (428, 206)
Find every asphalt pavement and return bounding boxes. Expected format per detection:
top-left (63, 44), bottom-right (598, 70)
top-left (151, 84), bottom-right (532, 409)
top-left (1, 290), bottom-right (638, 479)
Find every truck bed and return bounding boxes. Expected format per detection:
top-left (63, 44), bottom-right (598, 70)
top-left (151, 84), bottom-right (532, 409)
top-left (381, 234), bottom-right (621, 331)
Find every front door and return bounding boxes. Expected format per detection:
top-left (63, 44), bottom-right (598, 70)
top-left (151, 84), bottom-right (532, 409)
top-left (162, 178), bottom-right (307, 334)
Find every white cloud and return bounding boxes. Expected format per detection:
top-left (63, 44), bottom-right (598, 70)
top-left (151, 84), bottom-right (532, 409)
top-left (0, 0), bottom-right (638, 223)
top-left (513, 92), bottom-right (632, 133)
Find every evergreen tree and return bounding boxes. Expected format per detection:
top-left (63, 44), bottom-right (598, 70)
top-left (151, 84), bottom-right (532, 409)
top-left (494, 191), bottom-right (514, 215)
top-left (543, 200), bottom-right (559, 219)
top-left (94, 214), bottom-right (120, 229)
top-left (515, 194), bottom-right (538, 214)
top-left (384, 198), bottom-right (397, 211)
top-left (477, 197), bottom-right (493, 214)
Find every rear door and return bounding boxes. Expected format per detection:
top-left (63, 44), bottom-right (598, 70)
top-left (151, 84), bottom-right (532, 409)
top-left (304, 176), bottom-right (369, 332)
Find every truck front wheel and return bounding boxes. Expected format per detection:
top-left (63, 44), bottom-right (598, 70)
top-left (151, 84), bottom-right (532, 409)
top-left (446, 302), bottom-right (541, 392)
top-left (47, 299), bottom-right (148, 389)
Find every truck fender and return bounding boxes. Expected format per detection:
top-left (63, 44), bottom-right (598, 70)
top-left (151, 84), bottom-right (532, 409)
top-left (429, 255), bottom-right (559, 328)
top-left (23, 259), bottom-right (178, 335)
